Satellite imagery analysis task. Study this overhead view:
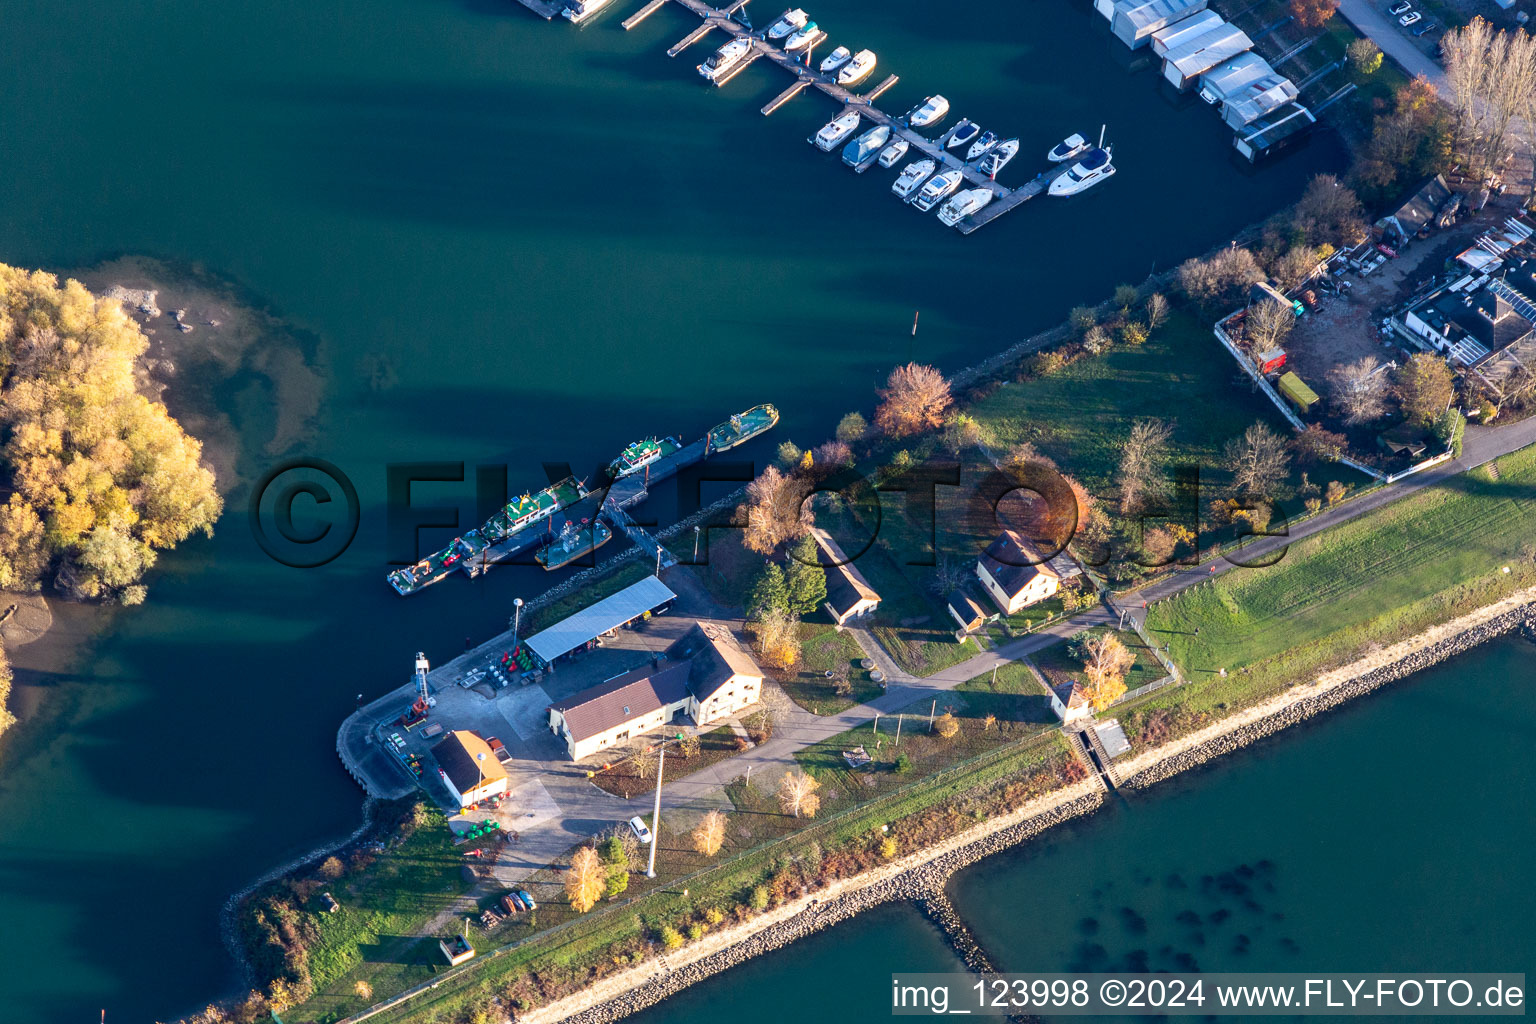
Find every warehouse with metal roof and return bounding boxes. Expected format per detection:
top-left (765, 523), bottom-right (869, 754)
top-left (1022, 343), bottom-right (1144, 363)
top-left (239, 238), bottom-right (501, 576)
top-left (1110, 0), bottom-right (1208, 49)
top-left (1150, 8), bottom-right (1224, 56)
top-left (524, 574), bottom-right (676, 666)
top-left (1197, 52), bottom-right (1274, 104)
top-left (1221, 74), bottom-right (1300, 128)
top-left (1162, 24), bottom-right (1253, 90)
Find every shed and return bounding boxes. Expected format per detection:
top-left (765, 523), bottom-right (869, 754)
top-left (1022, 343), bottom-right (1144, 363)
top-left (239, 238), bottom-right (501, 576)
top-left (1233, 102), bottom-right (1316, 162)
top-left (1151, 8), bottom-right (1223, 56)
top-left (946, 589), bottom-right (989, 633)
top-left (1255, 346), bottom-right (1287, 374)
top-left (1162, 24), bottom-right (1253, 91)
top-left (1111, 0), bottom-right (1208, 49)
top-left (1277, 371), bottom-right (1320, 413)
top-left (1220, 74), bottom-right (1299, 128)
top-left (812, 528), bottom-right (882, 626)
top-left (1197, 51), bottom-right (1272, 102)
top-left (1376, 174), bottom-right (1454, 246)
top-left (523, 575), bottom-right (676, 666)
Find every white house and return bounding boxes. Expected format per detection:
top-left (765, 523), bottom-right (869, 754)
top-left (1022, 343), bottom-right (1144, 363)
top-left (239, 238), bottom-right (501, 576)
top-left (1049, 681), bottom-right (1093, 725)
top-left (431, 730), bottom-right (510, 808)
top-left (812, 528), bottom-right (882, 627)
top-left (977, 531), bottom-right (1062, 615)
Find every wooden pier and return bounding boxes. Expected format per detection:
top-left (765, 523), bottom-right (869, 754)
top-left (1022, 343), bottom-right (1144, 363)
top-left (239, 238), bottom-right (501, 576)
top-left (712, 47), bottom-right (763, 86)
top-left (761, 78), bottom-right (811, 115)
top-left (667, 20), bottom-right (717, 56)
top-left (863, 74), bottom-right (899, 103)
top-left (622, 0), bottom-right (668, 29)
top-left (956, 164), bottom-right (1074, 234)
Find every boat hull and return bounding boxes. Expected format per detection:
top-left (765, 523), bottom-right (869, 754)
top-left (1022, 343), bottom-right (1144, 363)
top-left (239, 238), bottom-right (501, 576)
top-left (708, 403), bottom-right (780, 452)
top-left (536, 523), bottom-right (614, 570)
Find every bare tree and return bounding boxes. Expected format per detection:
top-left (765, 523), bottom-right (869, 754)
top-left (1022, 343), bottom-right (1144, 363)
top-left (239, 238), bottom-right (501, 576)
top-left (1289, 174), bottom-right (1367, 248)
top-left (1328, 356), bottom-right (1390, 425)
top-left (1081, 633), bottom-right (1135, 710)
top-left (1245, 298), bottom-right (1295, 354)
top-left (776, 769), bottom-right (821, 818)
top-left (1178, 247), bottom-right (1264, 309)
top-left (1441, 17), bottom-right (1536, 176)
top-left (1144, 292), bottom-right (1171, 331)
top-left (1223, 423), bottom-right (1292, 498)
top-left (875, 362), bottom-right (953, 437)
top-left (691, 810), bottom-right (727, 857)
top-left (738, 465), bottom-right (812, 555)
top-left (1118, 418), bottom-right (1174, 515)
top-left (564, 847), bottom-right (606, 913)
top-left (1393, 352), bottom-right (1456, 424)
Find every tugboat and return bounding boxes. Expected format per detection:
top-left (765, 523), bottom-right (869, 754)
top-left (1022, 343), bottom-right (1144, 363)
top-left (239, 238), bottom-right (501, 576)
top-left (609, 436), bottom-right (681, 479)
top-left (535, 518), bottom-right (613, 570)
top-left (707, 403), bottom-right (780, 452)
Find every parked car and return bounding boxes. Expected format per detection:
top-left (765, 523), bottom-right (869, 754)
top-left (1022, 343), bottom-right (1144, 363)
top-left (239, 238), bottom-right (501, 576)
top-left (1411, 18), bottom-right (1437, 36)
top-left (1400, 10), bottom-right (1422, 25)
top-left (517, 889), bottom-right (537, 910)
top-left (628, 815), bottom-right (654, 844)
top-left (320, 892), bottom-right (340, 913)
top-left (1389, 0), bottom-right (1411, 13)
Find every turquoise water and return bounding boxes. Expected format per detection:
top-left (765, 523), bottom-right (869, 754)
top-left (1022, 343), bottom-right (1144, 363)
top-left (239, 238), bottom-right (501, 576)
top-left (0, 0), bottom-right (1347, 1020)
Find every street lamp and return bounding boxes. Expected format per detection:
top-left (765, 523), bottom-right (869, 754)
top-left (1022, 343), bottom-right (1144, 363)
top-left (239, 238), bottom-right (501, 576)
top-left (510, 597), bottom-right (524, 649)
top-left (692, 524), bottom-right (701, 563)
top-left (475, 751), bottom-right (486, 807)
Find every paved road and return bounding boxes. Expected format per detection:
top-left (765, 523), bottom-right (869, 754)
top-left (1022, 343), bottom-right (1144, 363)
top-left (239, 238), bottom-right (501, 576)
top-left (1336, 0), bottom-right (1447, 88)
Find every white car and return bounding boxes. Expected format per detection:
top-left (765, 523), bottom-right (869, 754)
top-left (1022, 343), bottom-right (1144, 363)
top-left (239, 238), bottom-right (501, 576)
top-left (628, 815), bottom-right (654, 844)
top-left (1388, 0), bottom-right (1411, 13)
top-left (1399, 10), bottom-right (1421, 25)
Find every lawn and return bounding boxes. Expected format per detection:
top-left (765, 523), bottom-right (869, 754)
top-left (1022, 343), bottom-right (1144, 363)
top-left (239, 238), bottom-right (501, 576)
top-left (954, 660), bottom-right (1058, 726)
top-left (672, 525), bottom-right (763, 613)
top-left (779, 621), bottom-right (881, 715)
top-left (1135, 446), bottom-right (1536, 743)
top-left (1030, 629), bottom-right (1167, 696)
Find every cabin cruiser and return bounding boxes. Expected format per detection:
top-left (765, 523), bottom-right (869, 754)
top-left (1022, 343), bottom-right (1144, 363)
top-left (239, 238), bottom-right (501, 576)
top-left (937, 187), bottom-right (995, 227)
top-left (946, 119), bottom-right (979, 150)
top-left (819, 46), bottom-right (851, 73)
top-left (562, 0), bottom-right (614, 23)
top-left (814, 110), bottom-right (862, 151)
top-left (836, 48), bottom-right (877, 85)
top-left (977, 138), bottom-right (1018, 177)
top-left (878, 137), bottom-right (909, 168)
top-left (966, 130), bottom-right (999, 161)
top-left (698, 38), bottom-right (754, 81)
top-left (1048, 133), bottom-right (1090, 162)
top-left (767, 8), bottom-right (807, 39)
top-left (911, 168), bottom-right (963, 210)
top-left (907, 95), bottom-right (950, 128)
top-left (842, 124), bottom-right (890, 167)
top-left (1049, 146), bottom-right (1115, 196)
top-left (784, 22), bottom-right (820, 50)
top-left (892, 158), bottom-right (936, 197)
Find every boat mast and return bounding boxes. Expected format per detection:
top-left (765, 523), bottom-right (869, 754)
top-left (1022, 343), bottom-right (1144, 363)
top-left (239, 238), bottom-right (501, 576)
top-left (1098, 123), bottom-right (1106, 149)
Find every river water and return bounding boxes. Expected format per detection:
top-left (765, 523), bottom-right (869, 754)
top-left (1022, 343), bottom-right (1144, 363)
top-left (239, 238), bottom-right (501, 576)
top-left (629, 636), bottom-right (1536, 1024)
top-left (0, 0), bottom-right (1349, 1020)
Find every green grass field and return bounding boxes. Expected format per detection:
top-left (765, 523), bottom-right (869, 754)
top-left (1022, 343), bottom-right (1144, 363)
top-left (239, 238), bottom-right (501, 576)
top-left (1135, 446), bottom-right (1536, 739)
top-left (781, 622), bottom-right (880, 715)
top-left (1030, 629), bottom-right (1167, 696)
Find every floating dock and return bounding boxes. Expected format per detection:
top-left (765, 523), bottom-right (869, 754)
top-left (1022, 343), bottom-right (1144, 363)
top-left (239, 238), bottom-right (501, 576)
top-left (622, 0), bottom-right (668, 28)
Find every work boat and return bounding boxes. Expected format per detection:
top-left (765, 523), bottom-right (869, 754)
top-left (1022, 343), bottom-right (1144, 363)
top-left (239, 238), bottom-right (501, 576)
top-left (562, 0), bottom-right (613, 23)
top-left (1049, 145), bottom-right (1115, 196)
top-left (947, 119), bottom-right (980, 150)
top-left (707, 403), bottom-right (779, 452)
top-left (766, 8), bottom-right (807, 38)
top-left (892, 158), bottom-right (935, 197)
top-left (966, 129), bottom-right (999, 161)
top-left (836, 48), bottom-right (877, 85)
top-left (937, 187), bottom-right (995, 227)
top-left (698, 37), bottom-right (754, 81)
top-left (609, 436), bottom-right (681, 478)
top-left (977, 138), bottom-right (1018, 177)
top-left (842, 124), bottom-right (891, 167)
top-left (1048, 132), bottom-right (1090, 162)
top-left (911, 168), bottom-right (963, 211)
top-left (784, 21), bottom-right (819, 50)
top-left (819, 46), bottom-right (851, 73)
top-left (878, 137), bottom-right (909, 168)
top-left (814, 110), bottom-right (861, 151)
top-left (907, 94), bottom-right (950, 128)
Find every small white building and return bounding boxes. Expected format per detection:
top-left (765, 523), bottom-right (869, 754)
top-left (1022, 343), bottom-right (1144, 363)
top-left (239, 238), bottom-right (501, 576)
top-left (431, 730), bottom-right (510, 808)
top-left (1197, 51), bottom-right (1273, 104)
top-left (812, 528), bottom-right (882, 627)
top-left (976, 532), bottom-right (1062, 616)
top-left (1220, 74), bottom-right (1300, 129)
top-left (1151, 8), bottom-right (1223, 56)
top-left (1049, 681), bottom-right (1093, 725)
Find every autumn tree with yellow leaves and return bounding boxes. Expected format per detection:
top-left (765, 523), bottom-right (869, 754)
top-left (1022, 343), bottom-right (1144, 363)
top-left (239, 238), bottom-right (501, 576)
top-left (564, 847), bottom-right (606, 913)
top-left (1080, 634), bottom-right (1136, 711)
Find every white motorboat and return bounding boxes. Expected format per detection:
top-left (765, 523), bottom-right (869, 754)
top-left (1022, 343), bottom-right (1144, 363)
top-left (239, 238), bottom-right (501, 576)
top-left (907, 94), bottom-right (950, 128)
top-left (938, 187), bottom-right (995, 227)
top-left (698, 37), bottom-right (754, 82)
top-left (842, 125), bottom-right (891, 167)
top-left (819, 46), bottom-right (851, 73)
top-left (966, 130), bottom-right (999, 161)
top-left (1049, 146), bottom-right (1115, 196)
top-left (813, 110), bottom-right (862, 151)
top-left (878, 137), bottom-right (909, 168)
top-left (784, 22), bottom-right (820, 50)
top-left (562, 0), bottom-right (614, 23)
top-left (977, 138), bottom-right (1018, 178)
top-left (911, 168), bottom-right (963, 210)
top-left (1048, 132), bottom-right (1090, 163)
top-left (836, 48), bottom-right (876, 85)
top-left (892, 158), bottom-right (936, 198)
top-left (766, 8), bottom-right (807, 39)
top-left (946, 119), bottom-right (979, 150)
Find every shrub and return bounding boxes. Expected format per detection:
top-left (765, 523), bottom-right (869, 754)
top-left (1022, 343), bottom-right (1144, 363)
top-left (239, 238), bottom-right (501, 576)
top-left (749, 885), bottom-right (770, 911)
top-left (686, 923), bottom-right (706, 941)
top-left (659, 926), bottom-right (684, 950)
top-left (893, 752), bottom-right (913, 774)
top-left (879, 836), bottom-right (898, 860)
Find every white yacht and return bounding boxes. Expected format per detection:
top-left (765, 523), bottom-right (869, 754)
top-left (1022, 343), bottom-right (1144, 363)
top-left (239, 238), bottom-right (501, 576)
top-left (766, 8), bottom-right (807, 39)
top-left (911, 168), bottom-right (963, 210)
top-left (562, 0), bottom-right (614, 23)
top-left (1049, 146), bottom-right (1115, 196)
top-left (784, 22), bottom-right (820, 50)
top-left (977, 138), bottom-right (1018, 178)
top-left (836, 49), bottom-right (877, 85)
top-left (819, 46), bottom-right (851, 73)
top-left (698, 38), bottom-right (754, 82)
top-left (892, 158), bottom-right (935, 198)
top-left (906, 94), bottom-right (950, 128)
top-left (946, 119), bottom-right (979, 150)
top-left (813, 110), bottom-right (861, 151)
top-left (966, 130), bottom-right (999, 161)
top-left (842, 124), bottom-right (891, 167)
top-left (1048, 133), bottom-right (1090, 163)
top-left (937, 187), bottom-right (995, 227)
top-left (878, 137), bottom-right (909, 168)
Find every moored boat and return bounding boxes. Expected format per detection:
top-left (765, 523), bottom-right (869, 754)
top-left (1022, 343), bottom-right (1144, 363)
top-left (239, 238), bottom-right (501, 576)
top-left (878, 137), bottom-right (909, 168)
top-left (707, 403), bottom-right (780, 452)
top-left (784, 22), bottom-right (820, 50)
top-left (836, 48), bottom-right (876, 85)
top-left (814, 110), bottom-right (861, 151)
top-left (609, 436), bottom-right (682, 478)
top-left (1049, 146), bottom-right (1115, 196)
top-left (977, 137), bottom-right (1018, 177)
top-left (819, 46), bottom-right (851, 73)
top-left (906, 94), bottom-right (950, 128)
top-left (766, 8), bottom-right (807, 39)
top-left (842, 124), bottom-right (891, 167)
top-left (966, 130), bottom-right (999, 161)
top-left (535, 518), bottom-right (613, 570)
top-left (562, 0), bottom-right (614, 23)
top-left (891, 158), bottom-right (936, 198)
top-left (698, 37), bottom-right (754, 81)
top-left (911, 168), bottom-right (962, 210)
top-left (946, 119), bottom-right (979, 150)
top-left (1048, 132), bottom-right (1090, 162)
top-left (937, 187), bottom-right (995, 226)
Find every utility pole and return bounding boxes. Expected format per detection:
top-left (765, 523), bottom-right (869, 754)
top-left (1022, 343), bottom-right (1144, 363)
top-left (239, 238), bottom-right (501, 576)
top-left (655, 546), bottom-right (662, 577)
top-left (894, 714), bottom-right (903, 747)
top-left (873, 712), bottom-right (880, 736)
top-left (646, 745), bottom-right (665, 878)
top-left (928, 699), bottom-right (937, 733)
top-left (510, 597), bottom-right (524, 649)
top-left (693, 524), bottom-right (701, 563)
top-left (991, 664), bottom-right (999, 686)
